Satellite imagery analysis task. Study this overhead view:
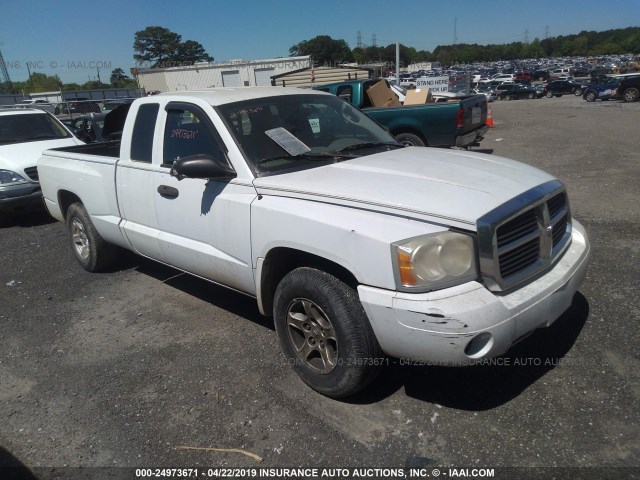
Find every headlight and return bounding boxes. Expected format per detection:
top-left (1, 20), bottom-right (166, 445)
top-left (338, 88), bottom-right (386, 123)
top-left (392, 231), bottom-right (478, 292)
top-left (0, 169), bottom-right (28, 185)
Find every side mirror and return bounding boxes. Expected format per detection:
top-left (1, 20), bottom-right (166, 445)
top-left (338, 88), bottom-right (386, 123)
top-left (170, 154), bottom-right (236, 181)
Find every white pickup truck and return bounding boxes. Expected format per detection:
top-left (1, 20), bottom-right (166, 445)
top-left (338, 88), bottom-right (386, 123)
top-left (38, 88), bottom-right (590, 398)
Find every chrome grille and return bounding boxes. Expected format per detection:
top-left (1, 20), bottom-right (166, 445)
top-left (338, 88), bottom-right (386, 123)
top-left (477, 180), bottom-right (572, 291)
top-left (23, 166), bottom-right (39, 182)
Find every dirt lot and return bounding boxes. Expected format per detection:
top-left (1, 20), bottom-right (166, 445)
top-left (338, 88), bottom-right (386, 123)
top-left (1, 95), bottom-right (639, 479)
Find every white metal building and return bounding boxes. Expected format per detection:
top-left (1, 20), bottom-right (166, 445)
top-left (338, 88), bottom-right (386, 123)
top-left (135, 56), bottom-right (312, 92)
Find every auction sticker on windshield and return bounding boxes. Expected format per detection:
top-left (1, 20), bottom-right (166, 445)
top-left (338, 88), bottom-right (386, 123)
top-left (265, 127), bottom-right (311, 156)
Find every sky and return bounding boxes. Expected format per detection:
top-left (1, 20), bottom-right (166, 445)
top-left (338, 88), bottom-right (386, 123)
top-left (1, 0), bottom-right (638, 84)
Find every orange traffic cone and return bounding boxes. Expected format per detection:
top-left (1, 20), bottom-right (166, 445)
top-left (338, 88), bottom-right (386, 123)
top-left (486, 103), bottom-right (495, 128)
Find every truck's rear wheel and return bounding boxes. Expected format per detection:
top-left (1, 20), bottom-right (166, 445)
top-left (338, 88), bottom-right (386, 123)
top-left (395, 132), bottom-right (425, 147)
top-left (273, 267), bottom-right (382, 398)
top-left (66, 203), bottom-right (118, 272)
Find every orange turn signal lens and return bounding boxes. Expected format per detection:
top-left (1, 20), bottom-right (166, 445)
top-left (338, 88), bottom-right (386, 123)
top-left (397, 250), bottom-right (416, 286)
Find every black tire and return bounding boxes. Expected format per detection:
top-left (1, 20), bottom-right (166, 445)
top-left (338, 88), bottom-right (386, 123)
top-left (623, 87), bottom-right (639, 102)
top-left (585, 91), bottom-right (597, 102)
top-left (394, 132), bottom-right (425, 147)
top-left (505, 95), bottom-right (511, 101)
top-left (574, 88), bottom-right (583, 96)
top-left (66, 203), bottom-right (118, 272)
top-left (546, 90), bottom-right (554, 98)
top-left (273, 267), bottom-right (382, 398)
top-left (528, 93), bottom-right (534, 99)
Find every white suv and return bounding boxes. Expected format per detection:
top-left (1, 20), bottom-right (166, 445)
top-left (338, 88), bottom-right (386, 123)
top-left (0, 109), bottom-right (82, 220)
top-left (491, 73), bottom-right (515, 82)
top-left (14, 99), bottom-right (57, 114)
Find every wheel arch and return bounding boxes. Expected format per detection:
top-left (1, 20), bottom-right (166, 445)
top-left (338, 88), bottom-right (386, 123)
top-left (391, 127), bottom-right (428, 146)
top-left (58, 190), bottom-right (83, 220)
top-left (258, 247), bottom-right (359, 317)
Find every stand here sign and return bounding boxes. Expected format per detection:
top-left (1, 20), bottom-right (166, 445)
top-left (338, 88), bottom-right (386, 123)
top-left (415, 76), bottom-right (450, 93)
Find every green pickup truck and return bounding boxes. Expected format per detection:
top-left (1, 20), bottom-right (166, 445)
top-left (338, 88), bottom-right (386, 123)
top-left (315, 79), bottom-right (489, 148)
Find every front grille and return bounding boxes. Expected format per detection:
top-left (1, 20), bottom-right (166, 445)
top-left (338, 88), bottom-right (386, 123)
top-left (477, 181), bottom-right (572, 291)
top-left (23, 166), bottom-right (39, 182)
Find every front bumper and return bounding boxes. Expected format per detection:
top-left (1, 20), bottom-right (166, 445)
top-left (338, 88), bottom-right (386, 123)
top-left (0, 182), bottom-right (43, 214)
top-left (456, 124), bottom-right (490, 147)
top-left (358, 220), bottom-right (590, 365)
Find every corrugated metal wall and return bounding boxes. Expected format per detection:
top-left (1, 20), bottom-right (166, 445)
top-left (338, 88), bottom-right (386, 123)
top-left (136, 57), bottom-right (311, 92)
top-left (272, 67), bottom-right (371, 88)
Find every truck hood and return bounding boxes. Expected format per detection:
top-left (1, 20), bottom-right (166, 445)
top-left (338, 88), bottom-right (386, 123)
top-left (0, 137), bottom-right (81, 177)
top-left (253, 147), bottom-right (556, 229)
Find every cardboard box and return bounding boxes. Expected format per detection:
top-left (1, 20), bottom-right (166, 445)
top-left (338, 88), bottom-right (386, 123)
top-left (366, 80), bottom-right (402, 107)
top-left (404, 88), bottom-right (434, 105)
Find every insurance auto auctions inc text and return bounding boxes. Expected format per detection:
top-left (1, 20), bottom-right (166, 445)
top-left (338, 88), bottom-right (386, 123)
top-left (192, 467), bottom-right (495, 478)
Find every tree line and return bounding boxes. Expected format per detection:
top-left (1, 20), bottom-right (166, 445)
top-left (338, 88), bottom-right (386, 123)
top-left (291, 27), bottom-right (640, 67)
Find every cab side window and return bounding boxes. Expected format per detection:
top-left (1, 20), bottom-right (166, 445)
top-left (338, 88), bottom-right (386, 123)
top-left (162, 105), bottom-right (225, 167)
top-left (130, 103), bottom-right (159, 163)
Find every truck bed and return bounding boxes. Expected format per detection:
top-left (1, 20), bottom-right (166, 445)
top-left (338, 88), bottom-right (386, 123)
top-left (49, 140), bottom-right (121, 158)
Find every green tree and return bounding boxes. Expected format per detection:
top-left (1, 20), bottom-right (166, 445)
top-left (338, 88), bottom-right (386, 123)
top-left (110, 67), bottom-right (130, 87)
top-left (82, 80), bottom-right (111, 90)
top-left (62, 83), bottom-right (82, 91)
top-left (176, 40), bottom-right (213, 64)
top-left (134, 26), bottom-right (213, 68)
top-left (289, 35), bottom-right (353, 65)
top-left (27, 73), bottom-right (63, 92)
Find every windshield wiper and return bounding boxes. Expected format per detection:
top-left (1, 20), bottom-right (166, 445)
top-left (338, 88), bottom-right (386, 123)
top-left (24, 134), bottom-right (60, 141)
top-left (335, 142), bottom-right (403, 153)
top-left (256, 152), bottom-right (351, 166)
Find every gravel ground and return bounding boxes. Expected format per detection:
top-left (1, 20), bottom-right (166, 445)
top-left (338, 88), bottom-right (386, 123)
top-left (1, 94), bottom-right (638, 480)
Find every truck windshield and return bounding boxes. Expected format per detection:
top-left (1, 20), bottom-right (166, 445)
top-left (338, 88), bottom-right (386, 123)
top-left (0, 113), bottom-right (71, 145)
top-left (216, 94), bottom-right (400, 174)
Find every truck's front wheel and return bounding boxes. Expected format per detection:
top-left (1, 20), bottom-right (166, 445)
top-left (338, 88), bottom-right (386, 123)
top-left (273, 267), bottom-right (382, 398)
top-left (394, 132), bottom-right (425, 147)
top-left (66, 203), bottom-right (118, 272)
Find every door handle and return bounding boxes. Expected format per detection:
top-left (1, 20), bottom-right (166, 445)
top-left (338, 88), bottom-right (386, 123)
top-left (157, 185), bottom-right (179, 199)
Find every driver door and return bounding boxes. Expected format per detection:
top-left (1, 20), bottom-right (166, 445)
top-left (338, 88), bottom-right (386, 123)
top-left (153, 102), bottom-right (256, 294)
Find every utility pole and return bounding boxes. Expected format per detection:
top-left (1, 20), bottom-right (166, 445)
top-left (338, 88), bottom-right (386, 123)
top-left (0, 47), bottom-right (14, 94)
top-left (396, 42), bottom-right (400, 85)
top-left (454, 17), bottom-right (458, 45)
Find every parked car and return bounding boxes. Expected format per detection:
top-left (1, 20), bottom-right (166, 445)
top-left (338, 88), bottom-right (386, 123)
top-left (496, 83), bottom-right (539, 100)
top-left (491, 73), bottom-right (515, 82)
top-left (63, 104), bottom-right (131, 142)
top-left (472, 87), bottom-right (496, 102)
top-left (0, 109), bottom-right (83, 220)
top-left (617, 75), bottom-right (640, 102)
top-left (544, 80), bottom-right (584, 97)
top-left (514, 71), bottom-right (531, 82)
top-left (101, 98), bottom-right (136, 112)
top-left (549, 68), bottom-right (572, 80)
top-left (582, 77), bottom-right (622, 102)
top-left (532, 69), bottom-right (550, 81)
top-left (532, 84), bottom-right (546, 98)
top-left (63, 113), bottom-right (107, 143)
top-left (55, 98), bottom-right (101, 115)
top-left (479, 79), bottom-right (510, 90)
top-left (14, 99), bottom-right (56, 114)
